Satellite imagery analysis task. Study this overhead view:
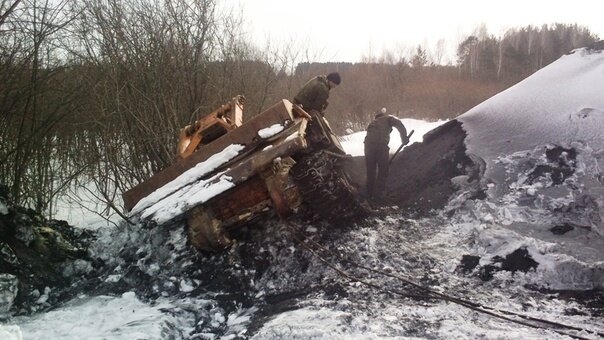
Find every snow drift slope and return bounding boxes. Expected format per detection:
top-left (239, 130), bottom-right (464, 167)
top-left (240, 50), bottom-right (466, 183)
top-left (460, 47), bottom-right (604, 184)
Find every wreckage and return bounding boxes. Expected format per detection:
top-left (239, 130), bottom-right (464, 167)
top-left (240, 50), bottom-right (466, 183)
top-left (123, 96), bottom-right (366, 252)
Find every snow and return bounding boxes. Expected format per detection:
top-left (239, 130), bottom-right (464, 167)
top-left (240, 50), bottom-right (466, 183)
top-left (51, 178), bottom-right (123, 230)
top-left (251, 307), bottom-right (357, 339)
top-left (257, 123), bottom-right (285, 138)
top-left (10, 292), bottom-right (194, 340)
top-left (0, 325), bottom-right (21, 340)
top-left (3, 47), bottom-right (604, 339)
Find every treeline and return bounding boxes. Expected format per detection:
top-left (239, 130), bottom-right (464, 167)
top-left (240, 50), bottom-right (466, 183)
top-left (302, 23), bottom-right (599, 131)
top-left (456, 23), bottom-right (597, 80)
top-left (0, 0), bottom-right (599, 217)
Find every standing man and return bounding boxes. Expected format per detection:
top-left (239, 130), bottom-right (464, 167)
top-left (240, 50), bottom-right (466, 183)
top-left (293, 72), bottom-right (341, 116)
top-left (364, 108), bottom-right (408, 202)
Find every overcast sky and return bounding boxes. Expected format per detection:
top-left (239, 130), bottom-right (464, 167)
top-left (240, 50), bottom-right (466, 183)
top-left (232, 0), bottom-right (603, 63)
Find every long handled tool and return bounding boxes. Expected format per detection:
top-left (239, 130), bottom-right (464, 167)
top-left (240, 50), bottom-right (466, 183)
top-left (389, 130), bottom-right (414, 165)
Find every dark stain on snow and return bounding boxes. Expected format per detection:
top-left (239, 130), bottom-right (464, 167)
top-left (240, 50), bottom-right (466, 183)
top-left (546, 146), bottom-right (577, 164)
top-left (575, 107), bottom-right (598, 119)
top-left (459, 255), bottom-right (480, 274)
top-left (461, 248), bottom-right (539, 282)
top-left (550, 223), bottom-right (575, 235)
top-left (527, 145), bottom-right (576, 185)
top-left (499, 247), bottom-right (539, 273)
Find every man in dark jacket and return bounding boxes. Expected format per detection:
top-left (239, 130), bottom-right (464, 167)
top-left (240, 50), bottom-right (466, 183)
top-left (364, 108), bottom-right (408, 201)
top-left (293, 72), bottom-right (341, 115)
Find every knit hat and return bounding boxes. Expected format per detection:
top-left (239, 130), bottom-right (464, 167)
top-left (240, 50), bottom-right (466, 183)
top-left (326, 72), bottom-right (341, 85)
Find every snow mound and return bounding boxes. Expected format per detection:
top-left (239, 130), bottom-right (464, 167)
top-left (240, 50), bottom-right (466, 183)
top-left (448, 48), bottom-right (604, 291)
top-left (460, 48), bottom-right (604, 176)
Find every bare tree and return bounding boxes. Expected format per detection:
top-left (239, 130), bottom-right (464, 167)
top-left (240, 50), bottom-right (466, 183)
top-left (0, 0), bottom-right (82, 213)
top-left (433, 39), bottom-right (447, 65)
top-left (0, 0), bottom-right (23, 26)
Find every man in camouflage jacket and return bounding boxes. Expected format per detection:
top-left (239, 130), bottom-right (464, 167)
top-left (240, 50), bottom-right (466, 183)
top-left (293, 72), bottom-right (341, 115)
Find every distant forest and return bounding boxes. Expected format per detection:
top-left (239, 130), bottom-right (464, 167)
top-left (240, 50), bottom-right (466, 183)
top-left (0, 0), bottom-right (600, 215)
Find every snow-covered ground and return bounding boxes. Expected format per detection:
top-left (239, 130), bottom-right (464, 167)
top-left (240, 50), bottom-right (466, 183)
top-left (2, 47), bottom-right (604, 339)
